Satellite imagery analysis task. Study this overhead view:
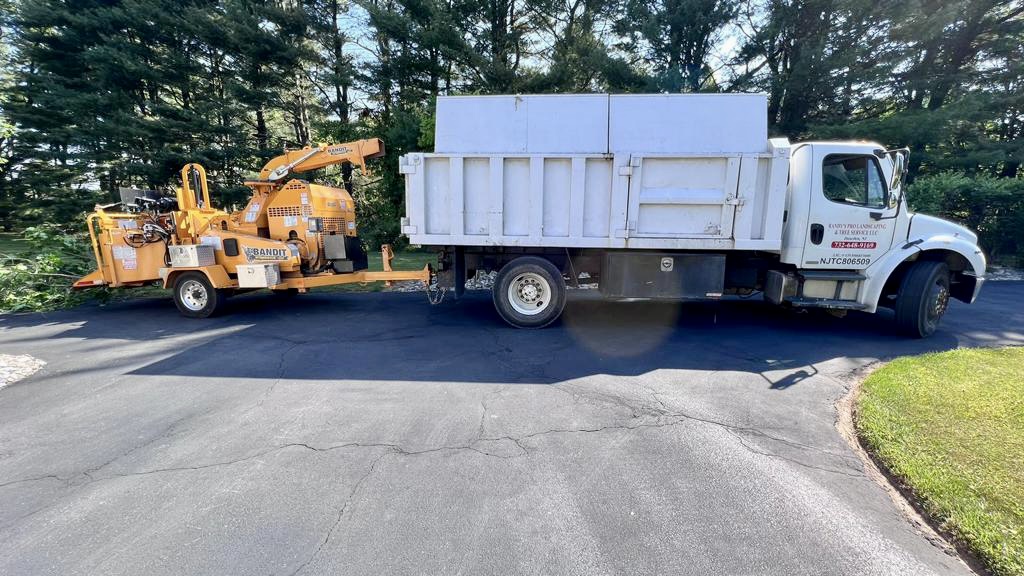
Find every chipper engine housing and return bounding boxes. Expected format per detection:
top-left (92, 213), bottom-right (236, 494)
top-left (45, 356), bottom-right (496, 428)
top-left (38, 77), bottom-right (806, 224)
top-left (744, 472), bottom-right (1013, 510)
top-left (239, 179), bottom-right (366, 273)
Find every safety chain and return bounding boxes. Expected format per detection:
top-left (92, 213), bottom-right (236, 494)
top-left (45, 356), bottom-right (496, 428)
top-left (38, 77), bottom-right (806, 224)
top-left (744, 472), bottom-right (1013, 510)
top-left (426, 284), bottom-right (447, 305)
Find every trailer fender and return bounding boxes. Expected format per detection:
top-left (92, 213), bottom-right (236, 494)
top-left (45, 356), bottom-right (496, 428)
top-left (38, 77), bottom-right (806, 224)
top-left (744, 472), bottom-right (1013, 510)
top-left (161, 265), bottom-right (235, 290)
top-left (860, 235), bottom-right (986, 312)
top-left (73, 269), bottom-right (108, 289)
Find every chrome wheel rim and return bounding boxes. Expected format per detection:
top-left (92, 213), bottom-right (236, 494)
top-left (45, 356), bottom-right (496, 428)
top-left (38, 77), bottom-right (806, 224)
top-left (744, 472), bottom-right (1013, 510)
top-left (927, 280), bottom-right (949, 323)
top-left (180, 279), bottom-right (208, 311)
top-left (507, 272), bottom-right (550, 316)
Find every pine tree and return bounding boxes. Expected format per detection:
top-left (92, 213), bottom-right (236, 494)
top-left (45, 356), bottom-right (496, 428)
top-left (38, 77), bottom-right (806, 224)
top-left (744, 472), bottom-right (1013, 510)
top-left (613, 0), bottom-right (737, 92)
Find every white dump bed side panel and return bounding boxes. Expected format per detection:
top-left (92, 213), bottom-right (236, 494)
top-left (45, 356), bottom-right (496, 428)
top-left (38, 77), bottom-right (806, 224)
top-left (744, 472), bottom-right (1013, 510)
top-left (434, 95), bottom-right (609, 154)
top-left (401, 141), bottom-right (789, 251)
top-left (608, 94), bottom-right (767, 154)
top-left (434, 94), bottom-right (767, 155)
top-left (401, 153), bottom-right (629, 248)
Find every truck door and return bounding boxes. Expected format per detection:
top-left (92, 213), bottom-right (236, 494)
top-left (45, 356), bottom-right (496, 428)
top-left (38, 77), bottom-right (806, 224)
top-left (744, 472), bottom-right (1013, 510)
top-left (801, 146), bottom-right (898, 269)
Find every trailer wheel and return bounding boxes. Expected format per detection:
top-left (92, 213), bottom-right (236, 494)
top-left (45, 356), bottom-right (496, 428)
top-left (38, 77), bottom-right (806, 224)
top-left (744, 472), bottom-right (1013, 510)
top-left (493, 257), bottom-right (567, 328)
top-left (894, 261), bottom-right (950, 338)
top-left (172, 272), bottom-right (226, 318)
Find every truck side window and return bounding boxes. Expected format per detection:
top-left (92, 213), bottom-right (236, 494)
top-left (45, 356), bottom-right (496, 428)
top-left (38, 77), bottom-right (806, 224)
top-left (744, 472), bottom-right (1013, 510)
top-left (822, 155), bottom-right (887, 209)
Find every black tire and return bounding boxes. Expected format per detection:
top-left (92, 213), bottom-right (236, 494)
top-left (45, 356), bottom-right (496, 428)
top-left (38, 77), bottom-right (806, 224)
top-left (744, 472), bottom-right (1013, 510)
top-left (492, 257), bottom-right (567, 329)
top-left (272, 288), bottom-right (300, 298)
top-left (894, 261), bottom-right (951, 338)
top-left (172, 271), bottom-right (227, 318)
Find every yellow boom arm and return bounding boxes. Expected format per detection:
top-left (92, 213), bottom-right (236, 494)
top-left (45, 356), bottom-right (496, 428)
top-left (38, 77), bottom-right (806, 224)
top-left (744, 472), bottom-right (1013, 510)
top-left (258, 139), bottom-right (385, 182)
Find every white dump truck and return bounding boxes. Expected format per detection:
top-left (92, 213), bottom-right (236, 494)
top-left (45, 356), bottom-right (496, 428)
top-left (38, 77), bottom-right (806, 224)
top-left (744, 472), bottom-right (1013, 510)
top-left (400, 94), bottom-right (985, 337)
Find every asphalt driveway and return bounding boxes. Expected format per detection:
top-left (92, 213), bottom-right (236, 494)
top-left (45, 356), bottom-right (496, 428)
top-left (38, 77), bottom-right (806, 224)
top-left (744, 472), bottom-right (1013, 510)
top-left (1, 282), bottom-right (1022, 575)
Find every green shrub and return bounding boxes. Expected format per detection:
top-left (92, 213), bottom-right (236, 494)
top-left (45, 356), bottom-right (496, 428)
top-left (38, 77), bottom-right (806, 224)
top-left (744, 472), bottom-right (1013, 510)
top-left (0, 224), bottom-right (105, 312)
top-left (907, 173), bottom-right (1024, 265)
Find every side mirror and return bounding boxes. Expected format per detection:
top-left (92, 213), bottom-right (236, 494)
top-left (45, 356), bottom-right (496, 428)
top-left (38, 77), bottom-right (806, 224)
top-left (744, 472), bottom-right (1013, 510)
top-left (888, 148), bottom-right (909, 190)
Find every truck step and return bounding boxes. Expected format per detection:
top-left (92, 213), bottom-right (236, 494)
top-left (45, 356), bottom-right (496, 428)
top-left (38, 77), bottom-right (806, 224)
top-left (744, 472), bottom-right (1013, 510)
top-left (797, 271), bottom-right (866, 282)
top-left (788, 298), bottom-right (868, 310)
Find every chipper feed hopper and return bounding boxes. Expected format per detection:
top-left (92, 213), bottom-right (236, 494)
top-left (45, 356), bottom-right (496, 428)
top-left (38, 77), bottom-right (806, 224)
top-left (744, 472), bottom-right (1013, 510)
top-left (74, 139), bottom-right (432, 317)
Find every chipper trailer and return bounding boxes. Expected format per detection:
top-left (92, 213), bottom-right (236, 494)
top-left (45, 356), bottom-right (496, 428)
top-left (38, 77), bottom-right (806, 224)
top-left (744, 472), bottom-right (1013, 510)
top-left (400, 93), bottom-right (987, 337)
top-left (74, 139), bottom-right (432, 317)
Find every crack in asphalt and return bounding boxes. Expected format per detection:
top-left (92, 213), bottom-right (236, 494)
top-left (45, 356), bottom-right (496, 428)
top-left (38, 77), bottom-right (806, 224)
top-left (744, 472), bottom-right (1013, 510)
top-left (255, 340), bottom-right (309, 409)
top-left (665, 406), bottom-right (862, 463)
top-left (0, 474), bottom-right (64, 489)
top-left (0, 384), bottom-right (864, 556)
top-left (725, 428), bottom-right (864, 477)
top-left (552, 382), bottom-right (660, 420)
top-left (542, 378), bottom-right (861, 466)
top-left (0, 390), bottom-right (864, 491)
top-left (0, 341), bottom-right (868, 524)
top-left (286, 450), bottom-right (391, 576)
top-left (79, 412), bottom-right (199, 482)
top-left (474, 386), bottom-right (505, 444)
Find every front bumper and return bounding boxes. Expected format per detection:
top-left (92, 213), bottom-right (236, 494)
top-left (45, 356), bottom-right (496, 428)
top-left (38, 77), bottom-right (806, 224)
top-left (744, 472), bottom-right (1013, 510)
top-left (969, 275), bottom-right (986, 304)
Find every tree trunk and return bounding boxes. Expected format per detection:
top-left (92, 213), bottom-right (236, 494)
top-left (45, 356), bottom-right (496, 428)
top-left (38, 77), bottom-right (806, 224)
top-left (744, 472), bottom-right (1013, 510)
top-left (293, 75), bottom-right (311, 146)
top-left (330, 0), bottom-right (349, 123)
top-left (256, 108), bottom-right (268, 150)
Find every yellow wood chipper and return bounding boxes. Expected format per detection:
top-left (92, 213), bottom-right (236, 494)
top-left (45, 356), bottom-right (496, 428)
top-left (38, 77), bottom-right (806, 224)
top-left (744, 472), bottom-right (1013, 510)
top-left (74, 139), bottom-right (432, 317)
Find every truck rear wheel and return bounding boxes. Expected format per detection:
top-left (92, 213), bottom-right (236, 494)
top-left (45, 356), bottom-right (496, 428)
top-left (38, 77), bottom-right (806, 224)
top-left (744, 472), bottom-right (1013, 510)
top-left (894, 261), bottom-right (950, 338)
top-left (172, 271), bottom-right (227, 318)
top-left (493, 257), bottom-right (567, 328)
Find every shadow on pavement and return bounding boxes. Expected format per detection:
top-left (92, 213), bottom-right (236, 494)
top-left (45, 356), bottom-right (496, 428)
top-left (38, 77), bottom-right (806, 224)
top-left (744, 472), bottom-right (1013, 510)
top-left (2, 282), bottom-right (1021, 386)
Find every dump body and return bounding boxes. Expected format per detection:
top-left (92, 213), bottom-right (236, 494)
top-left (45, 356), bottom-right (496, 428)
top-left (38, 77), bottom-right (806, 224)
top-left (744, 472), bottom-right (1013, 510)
top-left (401, 145), bottom-right (790, 251)
top-left (402, 94), bottom-right (789, 252)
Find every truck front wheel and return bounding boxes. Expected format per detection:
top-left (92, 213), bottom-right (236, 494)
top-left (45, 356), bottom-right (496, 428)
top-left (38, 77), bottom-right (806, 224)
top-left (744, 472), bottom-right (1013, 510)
top-left (493, 257), bottom-right (567, 328)
top-left (173, 271), bottom-right (227, 318)
top-left (894, 261), bottom-right (951, 338)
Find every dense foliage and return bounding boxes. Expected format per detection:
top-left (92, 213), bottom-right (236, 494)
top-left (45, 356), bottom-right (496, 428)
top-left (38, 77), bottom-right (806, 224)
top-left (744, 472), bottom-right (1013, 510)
top-left (0, 0), bottom-right (1021, 260)
top-left (907, 173), bottom-right (1024, 263)
top-left (0, 225), bottom-right (101, 311)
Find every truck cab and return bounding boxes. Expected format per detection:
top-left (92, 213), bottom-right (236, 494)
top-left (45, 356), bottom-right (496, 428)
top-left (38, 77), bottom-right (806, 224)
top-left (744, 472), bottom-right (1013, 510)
top-left (775, 141), bottom-right (985, 336)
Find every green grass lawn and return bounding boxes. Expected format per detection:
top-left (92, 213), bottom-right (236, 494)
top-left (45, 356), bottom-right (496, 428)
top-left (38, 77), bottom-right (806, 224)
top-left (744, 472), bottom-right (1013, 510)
top-left (857, 347), bottom-right (1024, 576)
top-left (376, 248), bottom-right (436, 271)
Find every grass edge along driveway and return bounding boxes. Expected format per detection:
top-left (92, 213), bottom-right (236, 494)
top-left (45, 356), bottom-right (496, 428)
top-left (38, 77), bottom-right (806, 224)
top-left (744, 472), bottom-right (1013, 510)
top-left (857, 347), bottom-right (1024, 576)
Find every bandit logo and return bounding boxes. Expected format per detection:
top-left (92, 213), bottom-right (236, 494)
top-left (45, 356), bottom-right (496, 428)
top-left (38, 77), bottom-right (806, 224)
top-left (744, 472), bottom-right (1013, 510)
top-left (243, 246), bottom-right (289, 263)
top-left (327, 146), bottom-right (351, 155)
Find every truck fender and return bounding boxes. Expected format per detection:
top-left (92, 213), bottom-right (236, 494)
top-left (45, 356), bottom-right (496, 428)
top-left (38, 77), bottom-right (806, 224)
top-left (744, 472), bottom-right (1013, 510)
top-left (161, 265), bottom-right (234, 290)
top-left (860, 235), bottom-right (986, 312)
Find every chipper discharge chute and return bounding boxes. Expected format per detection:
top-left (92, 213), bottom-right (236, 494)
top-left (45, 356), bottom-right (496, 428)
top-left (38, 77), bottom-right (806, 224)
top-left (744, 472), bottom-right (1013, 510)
top-left (74, 139), bottom-right (433, 317)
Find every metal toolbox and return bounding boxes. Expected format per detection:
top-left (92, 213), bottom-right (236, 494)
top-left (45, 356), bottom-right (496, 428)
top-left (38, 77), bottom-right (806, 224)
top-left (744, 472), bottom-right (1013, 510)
top-left (599, 252), bottom-right (726, 299)
top-left (168, 244), bottom-right (216, 267)
top-left (236, 264), bottom-right (281, 288)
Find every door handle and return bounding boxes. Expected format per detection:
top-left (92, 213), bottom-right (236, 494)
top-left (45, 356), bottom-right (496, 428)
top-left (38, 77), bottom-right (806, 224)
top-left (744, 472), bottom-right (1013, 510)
top-left (810, 223), bottom-right (824, 245)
